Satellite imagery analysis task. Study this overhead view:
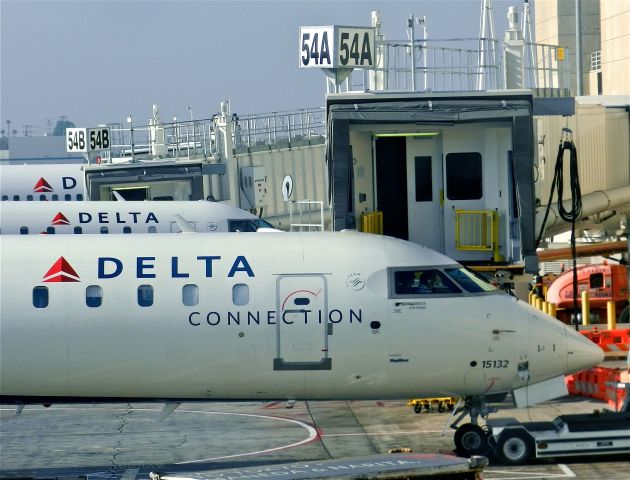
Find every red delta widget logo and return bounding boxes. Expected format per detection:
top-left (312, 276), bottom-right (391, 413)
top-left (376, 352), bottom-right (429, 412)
top-left (33, 178), bottom-right (53, 193)
top-left (51, 212), bottom-right (71, 226)
top-left (42, 257), bottom-right (80, 282)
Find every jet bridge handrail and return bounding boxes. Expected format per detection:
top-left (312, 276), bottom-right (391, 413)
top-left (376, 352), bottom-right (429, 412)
top-left (455, 210), bottom-right (501, 262)
top-left (96, 107), bottom-right (326, 162)
top-left (233, 108), bottom-right (326, 153)
top-left (332, 37), bottom-right (571, 96)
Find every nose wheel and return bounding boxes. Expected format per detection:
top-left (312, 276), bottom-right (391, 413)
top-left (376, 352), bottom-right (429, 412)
top-left (450, 395), bottom-right (497, 456)
top-left (454, 423), bottom-right (489, 455)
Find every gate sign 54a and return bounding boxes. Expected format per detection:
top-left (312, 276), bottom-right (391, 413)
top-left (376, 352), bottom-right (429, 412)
top-left (66, 127), bottom-right (111, 153)
top-left (299, 26), bottom-right (375, 69)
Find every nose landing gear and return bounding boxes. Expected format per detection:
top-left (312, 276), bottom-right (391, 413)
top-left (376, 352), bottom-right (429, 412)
top-left (450, 395), bottom-right (499, 456)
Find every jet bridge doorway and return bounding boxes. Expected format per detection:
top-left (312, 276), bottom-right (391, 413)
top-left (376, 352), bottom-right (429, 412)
top-left (375, 137), bottom-right (408, 240)
top-left (374, 135), bottom-right (443, 249)
top-left (111, 186), bottom-right (149, 201)
top-left (327, 91), bottom-right (539, 272)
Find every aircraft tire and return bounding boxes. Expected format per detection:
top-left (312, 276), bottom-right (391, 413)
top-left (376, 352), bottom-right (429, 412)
top-left (496, 429), bottom-right (533, 465)
top-left (454, 423), bottom-right (488, 455)
top-left (414, 404), bottom-right (422, 414)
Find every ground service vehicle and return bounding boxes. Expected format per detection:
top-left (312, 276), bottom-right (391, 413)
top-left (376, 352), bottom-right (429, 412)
top-left (546, 264), bottom-right (629, 324)
top-left (486, 401), bottom-right (630, 465)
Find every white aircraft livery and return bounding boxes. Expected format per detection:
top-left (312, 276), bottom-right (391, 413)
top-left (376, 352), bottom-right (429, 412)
top-left (0, 164), bottom-right (85, 201)
top-left (0, 231), bottom-right (603, 453)
top-left (0, 201), bottom-right (275, 234)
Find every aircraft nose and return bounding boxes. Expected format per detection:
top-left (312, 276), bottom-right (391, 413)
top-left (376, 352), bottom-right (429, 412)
top-left (565, 327), bottom-right (604, 373)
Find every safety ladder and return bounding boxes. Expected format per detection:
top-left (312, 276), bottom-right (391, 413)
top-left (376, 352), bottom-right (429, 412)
top-left (289, 200), bottom-right (324, 231)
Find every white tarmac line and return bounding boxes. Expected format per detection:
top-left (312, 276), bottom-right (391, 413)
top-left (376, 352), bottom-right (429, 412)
top-left (174, 409), bottom-right (318, 464)
top-left (486, 463), bottom-right (576, 480)
top-left (322, 430), bottom-right (446, 437)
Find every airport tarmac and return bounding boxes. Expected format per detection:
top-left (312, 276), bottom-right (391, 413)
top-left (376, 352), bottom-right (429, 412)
top-left (1, 396), bottom-right (628, 480)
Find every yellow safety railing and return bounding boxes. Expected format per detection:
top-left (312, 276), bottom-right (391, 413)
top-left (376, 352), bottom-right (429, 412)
top-left (455, 210), bottom-right (501, 262)
top-left (360, 210), bottom-right (383, 234)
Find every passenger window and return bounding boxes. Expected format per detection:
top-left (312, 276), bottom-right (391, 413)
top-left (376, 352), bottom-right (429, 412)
top-left (446, 152), bottom-right (482, 200)
top-left (33, 286), bottom-right (49, 308)
top-left (394, 269), bottom-right (461, 295)
top-left (137, 285), bottom-right (154, 307)
top-left (444, 268), bottom-right (497, 292)
top-left (52, 194), bottom-right (58, 200)
top-left (65, 194), bottom-right (71, 201)
top-left (46, 226), bottom-right (55, 234)
top-left (414, 156), bottom-right (433, 202)
top-left (123, 226), bottom-right (132, 234)
top-left (39, 194), bottom-right (46, 201)
top-left (20, 227), bottom-right (29, 235)
top-left (86, 285), bottom-right (103, 307)
top-left (100, 226), bottom-right (108, 234)
top-left (590, 273), bottom-right (604, 289)
top-left (13, 195), bottom-right (20, 201)
top-left (76, 194), bottom-right (83, 200)
top-left (182, 284), bottom-right (199, 306)
top-left (27, 195), bottom-right (33, 201)
top-left (232, 283), bottom-right (249, 305)
top-left (1, 195), bottom-right (7, 201)
top-left (148, 226), bottom-right (157, 233)
top-left (74, 226), bottom-right (82, 234)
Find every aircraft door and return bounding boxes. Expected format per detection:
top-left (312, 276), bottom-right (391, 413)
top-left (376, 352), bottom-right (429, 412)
top-left (406, 136), bottom-right (443, 251)
top-left (274, 274), bottom-right (331, 370)
top-left (442, 152), bottom-right (486, 260)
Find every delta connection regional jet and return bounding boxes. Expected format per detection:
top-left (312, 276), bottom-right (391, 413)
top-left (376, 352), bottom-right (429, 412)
top-left (0, 201), bottom-right (276, 234)
top-left (0, 230), bottom-right (602, 454)
top-left (0, 163), bottom-right (85, 201)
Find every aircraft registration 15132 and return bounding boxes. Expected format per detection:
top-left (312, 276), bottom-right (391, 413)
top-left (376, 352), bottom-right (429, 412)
top-left (0, 231), bottom-right (603, 454)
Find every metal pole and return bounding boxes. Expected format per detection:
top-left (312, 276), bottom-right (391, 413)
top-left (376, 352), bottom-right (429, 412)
top-left (478, 0), bottom-right (487, 90)
top-left (419, 16), bottom-right (427, 90)
top-left (575, 0), bottom-right (583, 95)
top-left (127, 115), bottom-right (135, 162)
top-left (408, 14), bottom-right (416, 91)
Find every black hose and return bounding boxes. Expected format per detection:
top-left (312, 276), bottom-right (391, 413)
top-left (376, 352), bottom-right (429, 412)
top-left (536, 129), bottom-right (582, 330)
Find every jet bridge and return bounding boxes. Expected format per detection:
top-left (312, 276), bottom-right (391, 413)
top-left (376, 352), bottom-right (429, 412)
top-left (326, 90), bottom-right (547, 273)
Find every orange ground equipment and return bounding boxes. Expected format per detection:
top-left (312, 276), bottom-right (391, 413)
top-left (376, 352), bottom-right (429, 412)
top-left (546, 264), bottom-right (628, 324)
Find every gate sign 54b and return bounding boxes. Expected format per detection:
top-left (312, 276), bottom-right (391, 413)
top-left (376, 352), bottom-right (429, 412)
top-left (299, 26), bottom-right (375, 69)
top-left (66, 127), bottom-right (111, 153)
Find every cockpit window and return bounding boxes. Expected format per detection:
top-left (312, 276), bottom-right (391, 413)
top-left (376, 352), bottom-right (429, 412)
top-left (444, 267), bottom-right (497, 292)
top-left (228, 218), bottom-right (275, 232)
top-left (394, 269), bottom-right (461, 296)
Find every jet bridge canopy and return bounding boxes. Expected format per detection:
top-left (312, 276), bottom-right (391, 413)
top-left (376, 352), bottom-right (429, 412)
top-left (325, 91), bottom-right (538, 271)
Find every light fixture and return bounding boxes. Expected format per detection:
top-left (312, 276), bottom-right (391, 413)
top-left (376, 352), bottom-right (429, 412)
top-left (373, 132), bottom-right (440, 138)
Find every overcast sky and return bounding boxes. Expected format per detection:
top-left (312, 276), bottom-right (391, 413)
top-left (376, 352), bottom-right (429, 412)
top-left (1, 0), bottom-right (526, 133)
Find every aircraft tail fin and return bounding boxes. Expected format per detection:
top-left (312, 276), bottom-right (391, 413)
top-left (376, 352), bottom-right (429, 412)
top-left (173, 214), bottom-right (196, 233)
